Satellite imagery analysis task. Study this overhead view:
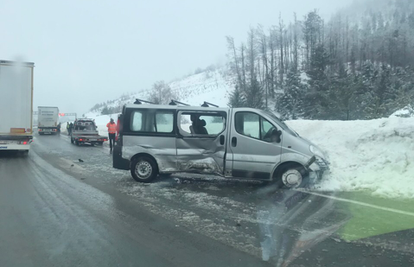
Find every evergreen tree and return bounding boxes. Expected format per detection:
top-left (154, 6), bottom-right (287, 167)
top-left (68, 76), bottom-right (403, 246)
top-left (244, 77), bottom-right (264, 109)
top-left (228, 85), bottom-right (246, 108)
top-left (305, 44), bottom-right (331, 119)
top-left (276, 67), bottom-right (305, 119)
top-left (101, 106), bottom-right (109, 115)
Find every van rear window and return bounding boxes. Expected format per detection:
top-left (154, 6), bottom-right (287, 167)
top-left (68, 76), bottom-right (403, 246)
top-left (130, 111), bottom-right (143, 131)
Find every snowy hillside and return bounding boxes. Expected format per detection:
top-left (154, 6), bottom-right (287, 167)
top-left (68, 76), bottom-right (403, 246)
top-left (88, 68), bottom-right (234, 114)
top-left (169, 69), bottom-right (233, 107)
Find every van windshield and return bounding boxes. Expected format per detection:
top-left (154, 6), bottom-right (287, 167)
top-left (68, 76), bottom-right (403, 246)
top-left (263, 111), bottom-right (298, 137)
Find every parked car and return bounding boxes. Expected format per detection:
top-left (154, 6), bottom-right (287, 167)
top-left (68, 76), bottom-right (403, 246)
top-left (113, 102), bottom-right (329, 187)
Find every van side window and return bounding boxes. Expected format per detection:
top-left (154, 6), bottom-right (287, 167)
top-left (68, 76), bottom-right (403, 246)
top-left (130, 110), bottom-right (174, 133)
top-left (235, 113), bottom-right (260, 139)
top-left (235, 112), bottom-right (279, 142)
top-left (155, 112), bottom-right (173, 133)
top-left (179, 112), bottom-right (225, 136)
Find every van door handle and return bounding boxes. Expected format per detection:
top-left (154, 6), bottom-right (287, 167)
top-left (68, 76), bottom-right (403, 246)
top-left (231, 137), bottom-right (237, 147)
top-left (220, 135), bottom-right (225, 145)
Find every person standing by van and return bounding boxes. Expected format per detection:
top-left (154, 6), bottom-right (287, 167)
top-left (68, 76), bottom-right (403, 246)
top-left (106, 118), bottom-right (117, 152)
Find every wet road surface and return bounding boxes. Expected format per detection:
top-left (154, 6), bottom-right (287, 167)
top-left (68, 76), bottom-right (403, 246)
top-left (1, 133), bottom-right (413, 266)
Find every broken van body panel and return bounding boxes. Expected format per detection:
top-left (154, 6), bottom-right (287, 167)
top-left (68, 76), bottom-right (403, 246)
top-left (122, 135), bottom-right (177, 172)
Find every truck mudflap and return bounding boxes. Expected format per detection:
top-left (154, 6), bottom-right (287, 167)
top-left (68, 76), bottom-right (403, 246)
top-left (113, 145), bottom-right (130, 170)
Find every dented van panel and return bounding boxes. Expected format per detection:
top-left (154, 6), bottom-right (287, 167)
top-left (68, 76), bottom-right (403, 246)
top-left (122, 135), bottom-right (177, 172)
top-left (178, 157), bottom-right (220, 174)
top-left (176, 134), bottom-right (226, 175)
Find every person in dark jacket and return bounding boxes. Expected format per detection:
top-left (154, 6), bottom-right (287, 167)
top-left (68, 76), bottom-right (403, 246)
top-left (68, 122), bottom-right (74, 135)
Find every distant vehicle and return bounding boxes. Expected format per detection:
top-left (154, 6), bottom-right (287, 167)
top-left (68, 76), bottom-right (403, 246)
top-left (0, 60), bottom-right (35, 154)
top-left (70, 118), bottom-right (108, 146)
top-left (37, 106), bottom-right (59, 135)
top-left (113, 101), bottom-right (329, 187)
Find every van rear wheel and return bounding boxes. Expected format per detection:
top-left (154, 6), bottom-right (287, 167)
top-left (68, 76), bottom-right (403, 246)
top-left (131, 157), bottom-right (158, 183)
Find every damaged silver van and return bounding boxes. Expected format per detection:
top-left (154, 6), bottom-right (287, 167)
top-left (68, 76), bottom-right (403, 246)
top-left (113, 101), bottom-right (329, 187)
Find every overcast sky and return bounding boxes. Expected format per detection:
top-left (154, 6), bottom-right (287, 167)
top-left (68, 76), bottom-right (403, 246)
top-left (0, 0), bottom-right (355, 114)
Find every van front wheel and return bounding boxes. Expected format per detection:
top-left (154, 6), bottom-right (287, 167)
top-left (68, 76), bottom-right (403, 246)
top-left (131, 157), bottom-right (158, 183)
top-left (279, 166), bottom-right (308, 188)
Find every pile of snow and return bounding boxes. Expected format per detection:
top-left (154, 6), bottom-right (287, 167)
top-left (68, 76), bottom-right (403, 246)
top-left (390, 105), bottom-right (414, 118)
top-left (287, 117), bottom-right (414, 199)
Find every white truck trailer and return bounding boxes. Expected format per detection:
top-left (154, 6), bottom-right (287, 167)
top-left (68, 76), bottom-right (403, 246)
top-left (0, 60), bottom-right (35, 153)
top-left (38, 106), bottom-right (59, 134)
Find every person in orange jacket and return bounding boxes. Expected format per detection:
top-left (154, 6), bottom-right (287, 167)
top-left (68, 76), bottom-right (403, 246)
top-left (106, 118), bottom-right (117, 152)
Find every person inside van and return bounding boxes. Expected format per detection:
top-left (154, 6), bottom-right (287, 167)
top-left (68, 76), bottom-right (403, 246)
top-left (190, 114), bottom-right (208, 135)
top-left (263, 127), bottom-right (282, 143)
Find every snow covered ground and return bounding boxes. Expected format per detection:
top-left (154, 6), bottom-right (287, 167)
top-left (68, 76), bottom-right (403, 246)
top-left (82, 111), bottom-right (414, 199)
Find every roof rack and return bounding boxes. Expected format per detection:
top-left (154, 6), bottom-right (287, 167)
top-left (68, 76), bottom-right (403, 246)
top-left (201, 101), bottom-right (219, 108)
top-left (134, 99), bottom-right (156, 105)
top-left (169, 100), bottom-right (190, 106)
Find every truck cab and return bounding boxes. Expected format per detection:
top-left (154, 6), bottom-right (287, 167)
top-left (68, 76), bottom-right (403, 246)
top-left (113, 102), bottom-right (329, 187)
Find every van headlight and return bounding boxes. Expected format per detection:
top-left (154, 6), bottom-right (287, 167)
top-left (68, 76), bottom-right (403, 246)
top-left (310, 145), bottom-right (325, 159)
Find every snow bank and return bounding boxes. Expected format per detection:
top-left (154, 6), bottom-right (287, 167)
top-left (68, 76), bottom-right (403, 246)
top-left (287, 117), bottom-right (414, 199)
top-left (390, 105), bottom-right (414, 118)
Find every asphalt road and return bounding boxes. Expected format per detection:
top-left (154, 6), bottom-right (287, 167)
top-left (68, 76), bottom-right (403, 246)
top-left (1, 133), bottom-right (413, 267)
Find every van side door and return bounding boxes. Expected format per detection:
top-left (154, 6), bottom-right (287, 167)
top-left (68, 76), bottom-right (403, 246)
top-left (176, 109), bottom-right (228, 175)
top-left (227, 110), bottom-right (283, 180)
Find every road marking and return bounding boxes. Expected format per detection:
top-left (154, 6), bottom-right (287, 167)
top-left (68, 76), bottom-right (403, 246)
top-left (296, 189), bottom-right (414, 217)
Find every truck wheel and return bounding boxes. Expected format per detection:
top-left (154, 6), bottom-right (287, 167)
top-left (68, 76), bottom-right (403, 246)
top-left (71, 138), bottom-right (74, 144)
top-left (131, 157), bottom-right (158, 183)
top-left (98, 142), bottom-right (104, 146)
top-left (75, 140), bottom-right (79, 146)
